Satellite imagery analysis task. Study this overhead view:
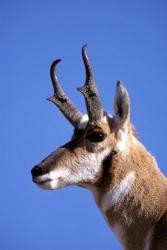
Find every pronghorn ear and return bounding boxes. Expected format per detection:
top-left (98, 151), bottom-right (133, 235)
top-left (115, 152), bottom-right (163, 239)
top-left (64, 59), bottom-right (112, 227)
top-left (113, 81), bottom-right (130, 127)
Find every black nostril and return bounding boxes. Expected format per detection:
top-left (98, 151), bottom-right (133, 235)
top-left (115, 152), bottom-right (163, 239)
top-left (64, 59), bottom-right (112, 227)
top-left (31, 165), bottom-right (43, 177)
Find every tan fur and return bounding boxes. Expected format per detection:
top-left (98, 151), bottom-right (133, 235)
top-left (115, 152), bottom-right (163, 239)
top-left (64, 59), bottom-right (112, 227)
top-left (95, 130), bottom-right (167, 250)
top-left (32, 71), bottom-right (167, 249)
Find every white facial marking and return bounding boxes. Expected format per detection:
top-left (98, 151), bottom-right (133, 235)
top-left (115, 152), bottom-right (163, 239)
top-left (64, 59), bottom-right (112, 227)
top-left (101, 115), bottom-right (107, 123)
top-left (35, 169), bottom-right (70, 190)
top-left (69, 148), bottom-right (111, 184)
top-left (78, 114), bottom-right (109, 130)
top-left (108, 113), bottom-right (113, 119)
top-left (144, 228), bottom-right (154, 250)
top-left (37, 179), bottom-right (64, 190)
top-left (34, 173), bottom-right (49, 182)
top-left (49, 168), bottom-right (70, 180)
top-left (37, 148), bottom-right (111, 190)
top-left (102, 171), bottom-right (136, 212)
top-left (78, 114), bottom-right (89, 129)
top-left (115, 127), bottom-right (128, 153)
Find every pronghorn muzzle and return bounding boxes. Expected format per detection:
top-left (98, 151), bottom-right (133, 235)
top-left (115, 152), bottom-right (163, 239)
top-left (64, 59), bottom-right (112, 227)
top-left (31, 164), bottom-right (50, 185)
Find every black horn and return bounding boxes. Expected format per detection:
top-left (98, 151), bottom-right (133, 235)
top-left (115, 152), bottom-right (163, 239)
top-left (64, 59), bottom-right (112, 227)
top-left (47, 59), bottom-right (83, 127)
top-left (77, 45), bottom-right (104, 122)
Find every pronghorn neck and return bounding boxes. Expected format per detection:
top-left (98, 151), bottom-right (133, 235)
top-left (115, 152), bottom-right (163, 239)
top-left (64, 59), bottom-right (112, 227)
top-left (91, 136), bottom-right (167, 250)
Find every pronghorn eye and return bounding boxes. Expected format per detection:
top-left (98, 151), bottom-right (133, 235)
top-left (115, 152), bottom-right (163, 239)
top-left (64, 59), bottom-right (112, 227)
top-left (87, 130), bottom-right (107, 142)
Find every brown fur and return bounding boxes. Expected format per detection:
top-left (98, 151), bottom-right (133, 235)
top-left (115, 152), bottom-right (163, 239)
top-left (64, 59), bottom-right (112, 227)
top-left (33, 116), bottom-right (167, 250)
top-left (94, 130), bottom-right (167, 250)
top-left (32, 70), bottom-right (167, 250)
top-left (150, 211), bottom-right (167, 250)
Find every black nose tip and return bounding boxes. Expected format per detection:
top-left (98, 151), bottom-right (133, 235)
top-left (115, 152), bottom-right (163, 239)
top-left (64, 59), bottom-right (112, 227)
top-left (31, 165), bottom-right (43, 177)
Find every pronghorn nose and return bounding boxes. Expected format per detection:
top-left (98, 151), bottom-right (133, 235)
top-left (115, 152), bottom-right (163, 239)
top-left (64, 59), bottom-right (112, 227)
top-left (31, 165), bottom-right (44, 177)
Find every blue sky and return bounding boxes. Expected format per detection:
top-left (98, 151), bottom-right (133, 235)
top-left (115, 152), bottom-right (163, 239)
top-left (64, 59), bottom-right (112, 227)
top-left (1, 1), bottom-right (167, 249)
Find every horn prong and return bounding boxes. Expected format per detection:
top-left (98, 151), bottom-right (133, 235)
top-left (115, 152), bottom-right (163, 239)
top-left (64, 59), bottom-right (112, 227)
top-left (77, 45), bottom-right (104, 122)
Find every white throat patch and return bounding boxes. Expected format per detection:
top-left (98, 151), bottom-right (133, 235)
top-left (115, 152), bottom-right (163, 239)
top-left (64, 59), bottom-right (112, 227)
top-left (102, 171), bottom-right (136, 212)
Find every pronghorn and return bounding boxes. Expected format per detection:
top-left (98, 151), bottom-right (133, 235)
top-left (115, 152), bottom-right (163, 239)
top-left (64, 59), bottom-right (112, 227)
top-left (31, 46), bottom-right (167, 250)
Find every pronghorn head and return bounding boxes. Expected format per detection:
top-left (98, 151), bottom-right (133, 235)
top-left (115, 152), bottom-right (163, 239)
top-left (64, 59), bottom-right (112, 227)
top-left (31, 46), bottom-right (132, 191)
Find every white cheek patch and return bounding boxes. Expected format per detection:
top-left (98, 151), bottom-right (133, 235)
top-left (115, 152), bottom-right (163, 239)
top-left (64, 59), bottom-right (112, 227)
top-left (102, 171), bottom-right (136, 212)
top-left (36, 148), bottom-right (111, 190)
top-left (77, 114), bottom-right (89, 129)
top-left (69, 148), bottom-right (111, 184)
top-left (115, 127), bottom-right (128, 153)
